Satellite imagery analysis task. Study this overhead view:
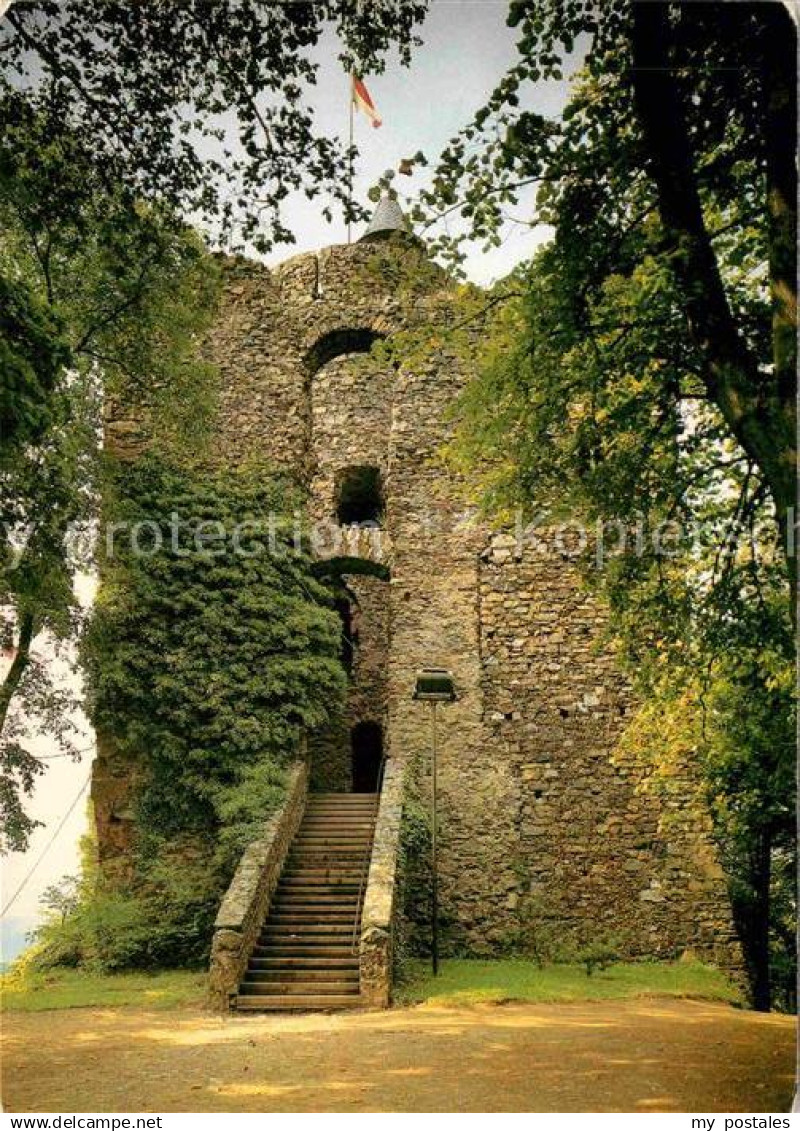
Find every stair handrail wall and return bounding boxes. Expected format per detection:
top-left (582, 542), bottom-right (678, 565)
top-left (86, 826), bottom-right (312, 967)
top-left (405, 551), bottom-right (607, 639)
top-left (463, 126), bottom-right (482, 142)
top-left (358, 755), bottom-right (404, 1009)
top-left (208, 754), bottom-right (309, 1011)
top-left (350, 751), bottom-right (388, 955)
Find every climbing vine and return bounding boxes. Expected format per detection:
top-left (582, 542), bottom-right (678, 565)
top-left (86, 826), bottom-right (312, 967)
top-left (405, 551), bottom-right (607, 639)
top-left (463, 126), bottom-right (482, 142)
top-left (63, 454), bottom-right (348, 967)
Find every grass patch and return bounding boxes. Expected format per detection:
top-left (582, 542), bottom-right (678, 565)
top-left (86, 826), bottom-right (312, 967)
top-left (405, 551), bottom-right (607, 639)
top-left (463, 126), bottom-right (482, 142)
top-left (395, 959), bottom-right (742, 1009)
top-left (1, 968), bottom-right (207, 1013)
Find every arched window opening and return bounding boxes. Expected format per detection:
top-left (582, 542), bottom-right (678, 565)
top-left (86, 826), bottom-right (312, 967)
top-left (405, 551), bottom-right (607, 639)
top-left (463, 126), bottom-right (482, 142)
top-left (351, 721), bottom-right (383, 793)
top-left (336, 465), bottom-right (384, 526)
top-left (305, 328), bottom-right (384, 377)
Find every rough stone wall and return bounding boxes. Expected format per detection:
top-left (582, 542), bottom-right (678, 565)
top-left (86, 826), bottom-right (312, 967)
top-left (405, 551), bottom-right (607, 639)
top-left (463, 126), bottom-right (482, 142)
top-left (308, 351), bottom-right (392, 531)
top-left (476, 534), bottom-right (741, 965)
top-left (360, 756), bottom-right (404, 1008)
top-left (305, 324), bottom-right (393, 792)
top-left (310, 572), bottom-right (390, 791)
top-left (383, 351), bottom-right (518, 954)
top-left (199, 242), bottom-right (443, 482)
top-left (97, 229), bottom-right (741, 973)
top-left (89, 732), bottom-right (139, 886)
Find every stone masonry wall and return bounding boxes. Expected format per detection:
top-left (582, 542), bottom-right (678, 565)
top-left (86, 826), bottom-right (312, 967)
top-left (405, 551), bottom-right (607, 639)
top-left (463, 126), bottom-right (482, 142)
top-left (310, 572), bottom-right (390, 791)
top-left (308, 351), bottom-right (392, 531)
top-left (477, 533), bottom-right (741, 965)
top-left (384, 349), bottom-right (520, 954)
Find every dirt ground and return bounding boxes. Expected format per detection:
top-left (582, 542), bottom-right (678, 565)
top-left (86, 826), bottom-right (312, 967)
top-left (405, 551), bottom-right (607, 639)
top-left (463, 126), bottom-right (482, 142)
top-left (2, 998), bottom-right (794, 1113)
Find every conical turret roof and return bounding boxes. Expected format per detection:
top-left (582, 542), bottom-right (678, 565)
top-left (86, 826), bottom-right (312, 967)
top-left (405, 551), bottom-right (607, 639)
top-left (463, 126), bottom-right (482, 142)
top-left (359, 195), bottom-right (412, 242)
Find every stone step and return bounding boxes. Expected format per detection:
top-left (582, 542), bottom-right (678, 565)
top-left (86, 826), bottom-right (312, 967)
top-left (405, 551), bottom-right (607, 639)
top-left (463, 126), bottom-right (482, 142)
top-left (285, 864), bottom-right (366, 873)
top-left (299, 835), bottom-right (372, 842)
top-left (302, 813), bottom-right (376, 821)
top-left (272, 896), bottom-right (359, 906)
top-left (276, 893), bottom-right (360, 902)
top-left (305, 805), bottom-right (380, 814)
top-left (241, 981), bottom-right (359, 995)
top-left (260, 927), bottom-right (357, 938)
top-left (278, 880), bottom-right (362, 889)
top-left (294, 836), bottom-right (373, 845)
top-left (252, 943), bottom-right (355, 957)
top-left (297, 827), bottom-right (375, 835)
top-left (303, 815), bottom-right (376, 820)
top-left (249, 956), bottom-right (359, 970)
top-left (302, 817), bottom-right (375, 825)
top-left (236, 994), bottom-right (363, 1012)
top-left (299, 818), bottom-right (374, 825)
top-left (245, 967), bottom-right (359, 982)
top-left (277, 882), bottom-right (362, 891)
top-left (280, 882), bottom-right (362, 891)
top-left (304, 806), bottom-right (377, 813)
top-left (308, 793), bottom-right (378, 800)
top-left (277, 891), bottom-right (362, 900)
top-left (261, 923), bottom-right (354, 936)
top-left (267, 925), bottom-right (357, 936)
top-left (288, 855), bottom-right (368, 865)
top-left (300, 818), bottom-right (376, 827)
top-left (282, 865), bottom-right (364, 873)
top-left (243, 971), bottom-right (359, 986)
top-left (271, 904), bottom-right (358, 916)
top-left (258, 939), bottom-right (358, 951)
top-left (280, 880), bottom-right (362, 888)
top-left (269, 907), bottom-right (358, 917)
top-left (297, 830), bottom-right (374, 838)
top-left (302, 809), bottom-right (377, 816)
top-left (293, 844), bottom-right (372, 853)
top-left (282, 865), bottom-right (364, 871)
top-left (269, 909), bottom-right (357, 918)
top-left (298, 832), bottom-right (373, 840)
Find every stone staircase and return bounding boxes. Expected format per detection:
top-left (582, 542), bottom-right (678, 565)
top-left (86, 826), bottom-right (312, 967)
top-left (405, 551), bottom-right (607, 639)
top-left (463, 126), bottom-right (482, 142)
top-left (236, 792), bottom-right (379, 1011)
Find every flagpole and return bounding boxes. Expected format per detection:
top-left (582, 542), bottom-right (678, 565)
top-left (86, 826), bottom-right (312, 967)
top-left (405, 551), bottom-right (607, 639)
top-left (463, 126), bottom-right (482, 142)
top-left (347, 71), bottom-right (354, 245)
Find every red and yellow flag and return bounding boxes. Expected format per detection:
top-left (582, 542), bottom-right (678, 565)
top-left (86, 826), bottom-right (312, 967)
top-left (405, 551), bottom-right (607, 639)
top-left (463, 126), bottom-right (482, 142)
top-left (352, 75), bottom-right (382, 129)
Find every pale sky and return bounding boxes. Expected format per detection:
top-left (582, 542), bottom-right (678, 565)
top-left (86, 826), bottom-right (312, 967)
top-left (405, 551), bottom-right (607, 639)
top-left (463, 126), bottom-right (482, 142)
top-left (1, 0), bottom-right (577, 962)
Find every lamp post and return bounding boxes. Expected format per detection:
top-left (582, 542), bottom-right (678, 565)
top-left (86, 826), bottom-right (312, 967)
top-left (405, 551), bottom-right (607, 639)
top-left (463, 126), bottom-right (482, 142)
top-left (413, 667), bottom-right (456, 976)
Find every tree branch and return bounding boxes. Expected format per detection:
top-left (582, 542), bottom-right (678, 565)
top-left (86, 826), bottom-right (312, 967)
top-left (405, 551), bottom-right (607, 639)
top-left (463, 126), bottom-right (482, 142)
top-left (0, 611), bottom-right (35, 738)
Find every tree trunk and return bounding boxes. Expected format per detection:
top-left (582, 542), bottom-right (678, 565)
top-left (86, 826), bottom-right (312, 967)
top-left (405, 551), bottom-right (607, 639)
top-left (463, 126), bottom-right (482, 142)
top-left (749, 829), bottom-right (772, 1012)
top-left (762, 2), bottom-right (799, 614)
top-left (0, 611), bottom-right (34, 737)
top-left (630, 2), bottom-right (797, 599)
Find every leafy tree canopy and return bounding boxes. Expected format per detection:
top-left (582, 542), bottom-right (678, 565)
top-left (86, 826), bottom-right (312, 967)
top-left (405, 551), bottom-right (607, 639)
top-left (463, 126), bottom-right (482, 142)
top-left (82, 456), bottom-right (347, 872)
top-left (415, 0), bottom-right (795, 565)
top-left (64, 455), bottom-right (347, 965)
top-left (0, 191), bottom-right (221, 851)
top-left (1, 0), bottom-right (428, 250)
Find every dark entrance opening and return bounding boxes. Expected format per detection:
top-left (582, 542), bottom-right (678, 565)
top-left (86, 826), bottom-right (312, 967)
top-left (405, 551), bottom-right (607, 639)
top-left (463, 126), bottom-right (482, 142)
top-left (351, 721), bottom-right (383, 793)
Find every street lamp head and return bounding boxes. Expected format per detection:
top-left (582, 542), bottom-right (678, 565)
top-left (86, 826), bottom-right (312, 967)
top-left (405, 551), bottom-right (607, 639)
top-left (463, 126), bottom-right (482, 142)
top-left (413, 668), bottom-right (456, 702)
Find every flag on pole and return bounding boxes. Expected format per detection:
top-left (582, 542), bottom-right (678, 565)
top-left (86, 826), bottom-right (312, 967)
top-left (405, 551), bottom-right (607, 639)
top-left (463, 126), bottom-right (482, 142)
top-left (352, 75), bottom-right (382, 129)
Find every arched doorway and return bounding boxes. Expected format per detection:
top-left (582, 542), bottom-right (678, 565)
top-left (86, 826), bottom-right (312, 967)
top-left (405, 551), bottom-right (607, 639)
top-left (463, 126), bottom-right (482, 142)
top-left (351, 721), bottom-right (383, 793)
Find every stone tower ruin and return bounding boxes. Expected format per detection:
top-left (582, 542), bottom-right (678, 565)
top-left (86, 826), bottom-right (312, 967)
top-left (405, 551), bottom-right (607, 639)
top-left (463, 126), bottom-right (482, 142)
top-left (96, 199), bottom-right (741, 997)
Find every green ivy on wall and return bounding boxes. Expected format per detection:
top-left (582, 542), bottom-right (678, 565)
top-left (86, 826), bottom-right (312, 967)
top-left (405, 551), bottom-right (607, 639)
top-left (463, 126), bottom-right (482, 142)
top-left (69, 454), bottom-right (347, 966)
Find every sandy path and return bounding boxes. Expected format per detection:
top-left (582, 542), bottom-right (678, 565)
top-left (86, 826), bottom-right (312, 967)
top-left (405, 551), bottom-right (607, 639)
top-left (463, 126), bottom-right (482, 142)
top-left (2, 998), bottom-right (794, 1113)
